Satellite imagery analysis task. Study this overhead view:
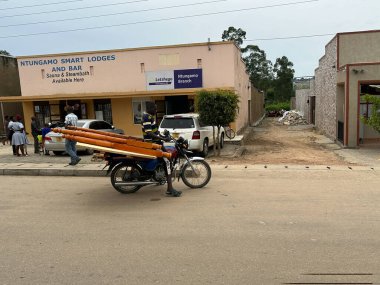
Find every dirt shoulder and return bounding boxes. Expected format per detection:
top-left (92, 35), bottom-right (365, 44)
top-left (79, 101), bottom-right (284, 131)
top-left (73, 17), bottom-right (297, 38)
top-left (212, 117), bottom-right (351, 165)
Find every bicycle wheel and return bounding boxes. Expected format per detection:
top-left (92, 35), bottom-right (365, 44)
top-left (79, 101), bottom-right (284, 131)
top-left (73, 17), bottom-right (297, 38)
top-left (181, 160), bottom-right (212, 188)
top-left (225, 127), bottom-right (236, 139)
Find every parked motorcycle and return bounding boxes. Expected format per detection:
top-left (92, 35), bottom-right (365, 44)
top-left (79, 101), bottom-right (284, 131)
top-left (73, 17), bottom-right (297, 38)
top-left (104, 132), bottom-right (212, 194)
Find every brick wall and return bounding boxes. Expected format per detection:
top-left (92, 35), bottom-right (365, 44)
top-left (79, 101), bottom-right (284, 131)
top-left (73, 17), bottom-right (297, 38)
top-left (315, 37), bottom-right (337, 139)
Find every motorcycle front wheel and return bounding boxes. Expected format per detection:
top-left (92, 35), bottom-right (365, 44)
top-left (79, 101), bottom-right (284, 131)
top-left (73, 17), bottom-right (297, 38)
top-left (110, 163), bottom-right (142, 194)
top-left (181, 160), bottom-right (212, 188)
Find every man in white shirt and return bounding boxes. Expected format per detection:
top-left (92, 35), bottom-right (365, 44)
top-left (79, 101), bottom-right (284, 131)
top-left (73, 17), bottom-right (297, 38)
top-left (64, 106), bottom-right (80, 165)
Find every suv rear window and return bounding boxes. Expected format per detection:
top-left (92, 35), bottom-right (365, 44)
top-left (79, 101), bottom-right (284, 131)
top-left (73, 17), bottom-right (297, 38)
top-left (160, 117), bottom-right (195, 129)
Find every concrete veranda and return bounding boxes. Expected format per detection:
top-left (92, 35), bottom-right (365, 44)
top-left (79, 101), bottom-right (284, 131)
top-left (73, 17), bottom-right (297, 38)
top-left (0, 137), bottom-right (244, 177)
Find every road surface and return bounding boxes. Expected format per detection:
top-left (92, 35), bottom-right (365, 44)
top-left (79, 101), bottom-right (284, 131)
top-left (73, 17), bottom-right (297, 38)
top-left (1, 167), bottom-right (379, 284)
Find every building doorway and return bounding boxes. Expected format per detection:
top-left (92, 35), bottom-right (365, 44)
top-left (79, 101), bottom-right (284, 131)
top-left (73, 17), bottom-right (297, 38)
top-left (165, 95), bottom-right (190, 115)
top-left (59, 100), bottom-right (81, 121)
top-left (309, 96), bottom-right (316, 124)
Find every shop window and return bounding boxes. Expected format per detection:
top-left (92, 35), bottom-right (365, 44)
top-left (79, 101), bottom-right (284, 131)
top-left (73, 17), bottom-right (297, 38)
top-left (133, 99), bottom-right (155, 125)
top-left (50, 104), bottom-right (60, 122)
top-left (94, 99), bottom-right (112, 124)
top-left (81, 103), bottom-right (87, 119)
top-left (34, 102), bottom-right (50, 127)
top-left (197, 59), bottom-right (202, 68)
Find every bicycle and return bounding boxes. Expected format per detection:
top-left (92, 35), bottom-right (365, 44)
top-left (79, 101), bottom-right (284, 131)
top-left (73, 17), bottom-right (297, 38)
top-left (224, 125), bottom-right (236, 139)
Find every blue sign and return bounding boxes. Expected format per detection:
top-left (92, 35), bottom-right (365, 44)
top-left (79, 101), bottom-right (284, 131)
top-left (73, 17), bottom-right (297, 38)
top-left (174, 69), bottom-right (203, 89)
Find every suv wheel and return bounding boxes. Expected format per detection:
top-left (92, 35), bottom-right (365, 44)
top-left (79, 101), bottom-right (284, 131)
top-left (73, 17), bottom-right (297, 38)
top-left (201, 139), bottom-right (209, 157)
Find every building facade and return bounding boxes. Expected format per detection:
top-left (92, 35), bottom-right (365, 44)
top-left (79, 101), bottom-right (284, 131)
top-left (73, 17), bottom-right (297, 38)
top-left (297, 30), bottom-right (380, 147)
top-left (0, 41), bottom-right (252, 138)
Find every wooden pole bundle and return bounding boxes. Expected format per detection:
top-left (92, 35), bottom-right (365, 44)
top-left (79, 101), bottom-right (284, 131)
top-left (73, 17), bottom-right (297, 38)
top-left (52, 128), bottom-right (162, 150)
top-left (63, 134), bottom-right (171, 158)
top-left (66, 126), bottom-right (143, 140)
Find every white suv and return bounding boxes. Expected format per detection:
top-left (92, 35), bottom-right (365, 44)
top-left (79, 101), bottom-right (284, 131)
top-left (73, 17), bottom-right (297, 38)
top-left (158, 113), bottom-right (224, 157)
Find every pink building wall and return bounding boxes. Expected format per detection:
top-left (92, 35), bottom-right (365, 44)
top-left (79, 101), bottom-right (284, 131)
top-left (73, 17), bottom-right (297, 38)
top-left (16, 41), bottom-right (251, 136)
top-left (17, 42), bottom-right (237, 96)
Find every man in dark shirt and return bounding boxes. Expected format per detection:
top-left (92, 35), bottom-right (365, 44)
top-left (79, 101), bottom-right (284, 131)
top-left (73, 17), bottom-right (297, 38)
top-left (142, 102), bottom-right (182, 197)
top-left (31, 116), bottom-right (40, 154)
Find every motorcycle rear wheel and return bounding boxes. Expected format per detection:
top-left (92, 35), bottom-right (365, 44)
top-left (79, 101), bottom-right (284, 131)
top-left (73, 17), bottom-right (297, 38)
top-left (110, 163), bottom-right (143, 194)
top-left (181, 160), bottom-right (212, 188)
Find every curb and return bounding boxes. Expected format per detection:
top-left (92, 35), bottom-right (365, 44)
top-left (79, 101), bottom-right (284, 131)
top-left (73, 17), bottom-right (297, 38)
top-left (0, 163), bottom-right (108, 177)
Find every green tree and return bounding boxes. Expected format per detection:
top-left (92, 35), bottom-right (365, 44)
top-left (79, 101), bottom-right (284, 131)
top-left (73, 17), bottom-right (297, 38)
top-left (221, 26), bottom-right (246, 48)
top-left (221, 27), bottom-right (274, 94)
top-left (0, 50), bottom-right (11, 56)
top-left (273, 56), bottom-right (295, 102)
top-left (361, 94), bottom-right (380, 132)
top-left (221, 26), bottom-right (296, 106)
top-left (195, 89), bottom-right (239, 156)
top-left (242, 45), bottom-right (273, 92)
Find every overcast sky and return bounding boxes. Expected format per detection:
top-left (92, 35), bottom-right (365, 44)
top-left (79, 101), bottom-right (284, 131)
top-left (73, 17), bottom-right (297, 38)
top-left (0, 0), bottom-right (379, 77)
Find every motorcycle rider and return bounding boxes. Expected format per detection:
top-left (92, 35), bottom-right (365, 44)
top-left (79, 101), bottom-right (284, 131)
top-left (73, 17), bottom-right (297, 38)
top-left (141, 102), bottom-right (182, 197)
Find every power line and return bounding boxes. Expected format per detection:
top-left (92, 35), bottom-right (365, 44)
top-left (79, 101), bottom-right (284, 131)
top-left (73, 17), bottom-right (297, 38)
top-left (246, 33), bottom-right (335, 41)
top-left (0, 0), bottom-right (320, 39)
top-left (0, 0), bottom-right (227, 28)
top-left (0, 0), bottom-right (84, 11)
top-left (1, 0), bottom-right (148, 18)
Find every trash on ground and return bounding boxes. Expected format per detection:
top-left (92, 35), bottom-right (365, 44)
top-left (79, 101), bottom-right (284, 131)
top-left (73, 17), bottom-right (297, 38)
top-left (278, 110), bottom-right (308, 126)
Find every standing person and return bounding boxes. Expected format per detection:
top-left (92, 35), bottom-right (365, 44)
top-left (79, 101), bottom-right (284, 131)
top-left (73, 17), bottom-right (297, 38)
top-left (7, 116), bottom-right (16, 155)
top-left (10, 115), bottom-right (26, 156)
top-left (30, 116), bottom-right (40, 154)
top-left (64, 105), bottom-right (81, 165)
top-left (141, 102), bottom-right (182, 197)
top-left (23, 129), bottom-right (29, 156)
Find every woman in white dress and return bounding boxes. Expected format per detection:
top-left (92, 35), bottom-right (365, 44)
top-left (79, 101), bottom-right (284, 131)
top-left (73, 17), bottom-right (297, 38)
top-left (10, 115), bottom-right (27, 156)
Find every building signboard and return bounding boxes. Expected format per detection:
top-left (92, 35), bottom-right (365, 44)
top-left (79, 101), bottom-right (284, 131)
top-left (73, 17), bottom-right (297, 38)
top-left (146, 70), bottom-right (174, 91)
top-left (18, 54), bottom-right (116, 84)
top-left (146, 69), bottom-right (202, 91)
top-left (174, 69), bottom-right (203, 89)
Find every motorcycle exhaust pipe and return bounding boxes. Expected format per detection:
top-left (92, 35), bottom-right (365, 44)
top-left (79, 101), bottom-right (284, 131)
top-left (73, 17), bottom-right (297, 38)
top-left (114, 181), bottom-right (159, 186)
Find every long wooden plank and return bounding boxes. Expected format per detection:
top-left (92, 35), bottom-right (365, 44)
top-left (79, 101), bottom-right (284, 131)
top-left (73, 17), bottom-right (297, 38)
top-left (77, 142), bottom-right (156, 159)
top-left (52, 128), bottom-right (162, 150)
top-left (67, 126), bottom-right (143, 140)
top-left (64, 134), bottom-right (171, 158)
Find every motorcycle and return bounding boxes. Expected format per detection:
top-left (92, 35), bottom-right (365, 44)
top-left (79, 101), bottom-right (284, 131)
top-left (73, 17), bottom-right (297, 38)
top-left (104, 132), bottom-right (212, 194)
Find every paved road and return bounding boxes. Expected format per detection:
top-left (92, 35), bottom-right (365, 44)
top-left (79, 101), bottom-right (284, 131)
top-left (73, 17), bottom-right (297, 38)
top-left (1, 169), bottom-right (379, 284)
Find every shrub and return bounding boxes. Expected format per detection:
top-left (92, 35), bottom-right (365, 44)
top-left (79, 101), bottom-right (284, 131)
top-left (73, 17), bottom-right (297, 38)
top-left (265, 102), bottom-right (290, 112)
